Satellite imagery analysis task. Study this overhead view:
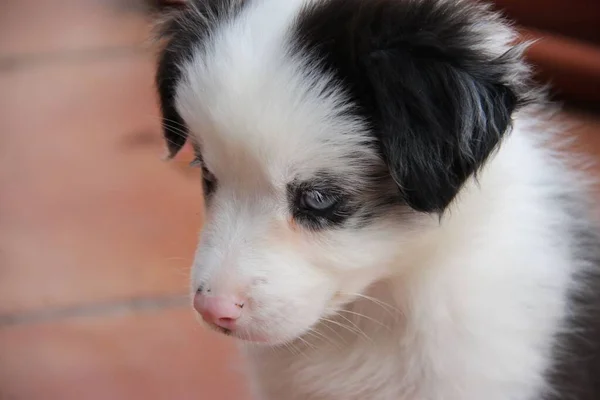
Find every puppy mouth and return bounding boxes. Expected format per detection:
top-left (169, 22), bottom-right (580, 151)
top-left (215, 326), bottom-right (233, 336)
top-left (207, 323), bottom-right (271, 344)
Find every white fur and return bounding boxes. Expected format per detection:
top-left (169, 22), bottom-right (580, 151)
top-left (172, 1), bottom-right (592, 399)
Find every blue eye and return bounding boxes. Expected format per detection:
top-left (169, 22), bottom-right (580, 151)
top-left (301, 190), bottom-right (338, 211)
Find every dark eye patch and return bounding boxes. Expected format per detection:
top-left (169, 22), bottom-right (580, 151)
top-left (287, 175), bottom-right (354, 230)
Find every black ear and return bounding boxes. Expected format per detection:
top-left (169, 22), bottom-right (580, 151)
top-left (156, 45), bottom-right (189, 159)
top-left (356, 2), bottom-right (528, 213)
top-left (155, 3), bottom-right (196, 159)
top-left (363, 47), bottom-right (519, 213)
top-left (294, 0), bottom-right (533, 213)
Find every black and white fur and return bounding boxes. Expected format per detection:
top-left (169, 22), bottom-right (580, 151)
top-left (155, 0), bottom-right (600, 399)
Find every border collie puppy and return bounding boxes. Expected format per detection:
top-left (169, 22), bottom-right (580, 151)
top-left (155, 0), bottom-right (600, 399)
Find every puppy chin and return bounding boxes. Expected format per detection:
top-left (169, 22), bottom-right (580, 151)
top-left (226, 330), bottom-right (273, 345)
top-left (235, 330), bottom-right (307, 347)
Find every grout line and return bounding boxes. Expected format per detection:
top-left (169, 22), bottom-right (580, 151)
top-left (0, 44), bottom-right (155, 72)
top-left (0, 294), bottom-right (190, 328)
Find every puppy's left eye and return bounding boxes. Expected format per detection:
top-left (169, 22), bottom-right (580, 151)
top-left (300, 190), bottom-right (338, 212)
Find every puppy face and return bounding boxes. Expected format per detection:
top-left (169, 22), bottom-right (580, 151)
top-left (176, 41), bottom-right (415, 343)
top-left (156, 0), bottom-right (531, 344)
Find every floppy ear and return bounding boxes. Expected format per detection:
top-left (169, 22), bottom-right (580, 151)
top-left (363, 45), bottom-right (519, 213)
top-left (295, 0), bottom-right (532, 213)
top-left (156, 47), bottom-right (189, 159)
top-left (154, 3), bottom-right (194, 159)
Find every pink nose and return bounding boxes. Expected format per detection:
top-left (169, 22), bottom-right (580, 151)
top-left (193, 292), bottom-right (245, 330)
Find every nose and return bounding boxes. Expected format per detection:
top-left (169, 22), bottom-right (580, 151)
top-left (193, 291), bottom-right (245, 330)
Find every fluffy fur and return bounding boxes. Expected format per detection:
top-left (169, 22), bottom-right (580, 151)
top-left (154, 0), bottom-right (600, 399)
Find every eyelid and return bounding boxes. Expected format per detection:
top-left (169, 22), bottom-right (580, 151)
top-left (302, 191), bottom-right (338, 212)
top-left (308, 187), bottom-right (342, 200)
top-left (308, 190), bottom-right (338, 203)
top-left (189, 158), bottom-right (203, 168)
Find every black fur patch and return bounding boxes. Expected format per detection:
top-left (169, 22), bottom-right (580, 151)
top-left (155, 0), bottom-right (247, 158)
top-left (544, 197), bottom-right (600, 400)
top-left (292, 0), bottom-right (534, 213)
top-left (287, 167), bottom-right (409, 230)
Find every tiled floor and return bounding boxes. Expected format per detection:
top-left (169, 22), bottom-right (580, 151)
top-left (0, 1), bottom-right (598, 399)
top-left (0, 1), bottom-right (249, 399)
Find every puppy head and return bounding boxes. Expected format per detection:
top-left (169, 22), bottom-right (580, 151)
top-left (156, 0), bottom-right (533, 344)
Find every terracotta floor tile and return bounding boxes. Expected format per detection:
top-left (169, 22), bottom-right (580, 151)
top-left (0, 0), bottom-right (151, 61)
top-left (0, 53), bottom-right (202, 315)
top-left (0, 307), bottom-right (251, 400)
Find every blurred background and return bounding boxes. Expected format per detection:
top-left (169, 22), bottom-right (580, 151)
top-left (0, 0), bottom-right (598, 399)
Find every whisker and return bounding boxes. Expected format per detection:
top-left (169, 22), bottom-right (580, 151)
top-left (315, 318), bottom-right (347, 344)
top-left (162, 136), bottom-right (187, 150)
top-left (143, 113), bottom-right (189, 132)
top-left (334, 313), bottom-right (373, 343)
top-left (336, 309), bottom-right (391, 331)
top-left (284, 340), bottom-right (301, 358)
top-left (161, 121), bottom-right (188, 134)
top-left (296, 336), bottom-right (317, 355)
top-left (321, 317), bottom-right (373, 343)
top-left (161, 116), bottom-right (189, 129)
top-left (305, 328), bottom-right (342, 350)
top-left (339, 291), bottom-right (401, 316)
top-left (161, 123), bottom-right (189, 139)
